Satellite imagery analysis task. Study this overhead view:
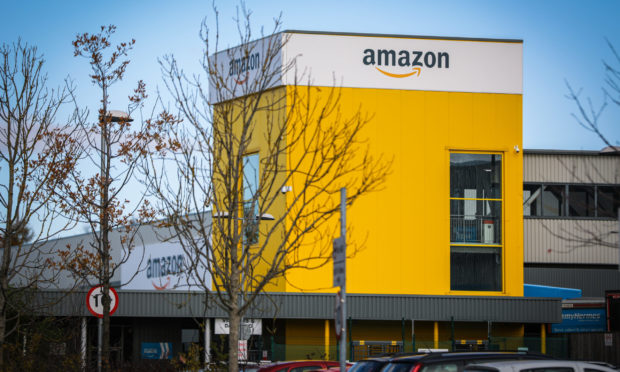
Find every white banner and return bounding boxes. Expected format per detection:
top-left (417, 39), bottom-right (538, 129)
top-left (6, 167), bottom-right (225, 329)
top-left (209, 32), bottom-right (522, 103)
top-left (121, 240), bottom-right (210, 291)
top-left (214, 318), bottom-right (262, 335)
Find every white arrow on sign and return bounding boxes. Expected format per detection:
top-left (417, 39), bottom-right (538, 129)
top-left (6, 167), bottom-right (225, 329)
top-left (86, 285), bottom-right (119, 318)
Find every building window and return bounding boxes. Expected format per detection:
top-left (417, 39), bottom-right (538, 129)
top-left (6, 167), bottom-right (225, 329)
top-left (524, 183), bottom-right (620, 219)
top-left (542, 185), bottom-right (565, 217)
top-left (523, 184), bottom-right (542, 216)
top-left (243, 153), bottom-right (259, 245)
top-left (568, 185), bottom-right (595, 217)
top-left (450, 246), bottom-right (501, 291)
top-left (450, 152), bottom-right (502, 292)
top-left (597, 186), bottom-right (620, 218)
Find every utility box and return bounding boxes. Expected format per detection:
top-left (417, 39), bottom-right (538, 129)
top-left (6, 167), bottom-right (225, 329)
top-left (483, 220), bottom-right (495, 244)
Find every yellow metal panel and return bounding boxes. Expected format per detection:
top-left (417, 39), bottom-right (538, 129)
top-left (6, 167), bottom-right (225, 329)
top-left (245, 85), bottom-right (523, 296)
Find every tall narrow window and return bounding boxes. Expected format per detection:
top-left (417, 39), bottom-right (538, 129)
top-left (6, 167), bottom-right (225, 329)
top-left (597, 186), bottom-right (620, 218)
top-left (523, 184), bottom-right (542, 216)
top-left (243, 153), bottom-right (259, 245)
top-left (450, 153), bottom-right (502, 291)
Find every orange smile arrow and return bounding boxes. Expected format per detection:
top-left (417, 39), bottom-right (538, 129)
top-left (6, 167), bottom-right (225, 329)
top-left (376, 67), bottom-right (421, 78)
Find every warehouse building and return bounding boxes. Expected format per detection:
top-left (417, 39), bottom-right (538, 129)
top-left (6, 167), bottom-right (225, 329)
top-left (32, 31), bottom-right (620, 365)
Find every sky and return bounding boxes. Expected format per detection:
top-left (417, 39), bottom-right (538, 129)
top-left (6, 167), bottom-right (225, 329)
top-left (2, 0), bottom-right (620, 150)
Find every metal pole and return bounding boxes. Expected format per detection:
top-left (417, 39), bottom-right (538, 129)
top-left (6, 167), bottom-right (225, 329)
top-left (451, 317), bottom-right (455, 351)
top-left (411, 320), bottom-right (415, 353)
top-left (339, 188), bottom-right (347, 372)
top-left (487, 321), bottom-right (492, 350)
top-left (98, 317), bottom-right (102, 372)
top-left (81, 317), bottom-right (87, 371)
top-left (205, 318), bottom-right (211, 366)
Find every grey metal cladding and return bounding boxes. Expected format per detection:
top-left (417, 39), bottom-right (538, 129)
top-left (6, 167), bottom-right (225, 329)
top-left (36, 291), bottom-right (560, 323)
top-left (525, 267), bottom-right (620, 298)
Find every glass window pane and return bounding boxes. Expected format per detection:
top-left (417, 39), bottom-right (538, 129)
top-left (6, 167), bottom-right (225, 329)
top-left (542, 185), bottom-right (565, 217)
top-left (243, 153), bottom-right (260, 244)
top-left (523, 184), bottom-right (542, 216)
top-left (568, 185), bottom-right (595, 217)
top-left (597, 186), bottom-right (620, 218)
top-left (243, 153), bottom-right (259, 202)
top-left (451, 200), bottom-right (501, 244)
top-left (450, 153), bottom-right (502, 199)
top-left (450, 246), bottom-right (501, 291)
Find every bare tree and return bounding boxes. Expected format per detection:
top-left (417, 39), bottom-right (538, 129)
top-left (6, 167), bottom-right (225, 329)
top-left (141, 9), bottom-right (390, 371)
top-left (566, 38), bottom-right (620, 149)
top-left (52, 26), bottom-right (178, 371)
top-left (0, 40), bottom-right (80, 366)
top-left (535, 39), bottom-right (620, 257)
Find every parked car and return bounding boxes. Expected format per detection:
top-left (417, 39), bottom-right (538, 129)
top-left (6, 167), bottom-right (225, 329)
top-left (379, 351), bottom-right (553, 372)
top-left (348, 354), bottom-right (421, 372)
top-left (463, 360), bottom-right (618, 372)
top-left (306, 362), bottom-right (355, 371)
top-left (257, 360), bottom-right (342, 372)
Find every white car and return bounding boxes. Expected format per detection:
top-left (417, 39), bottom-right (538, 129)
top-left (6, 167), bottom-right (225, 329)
top-left (464, 360), bottom-right (618, 372)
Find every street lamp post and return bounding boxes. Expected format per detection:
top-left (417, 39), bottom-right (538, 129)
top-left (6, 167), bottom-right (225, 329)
top-left (97, 110), bottom-right (132, 372)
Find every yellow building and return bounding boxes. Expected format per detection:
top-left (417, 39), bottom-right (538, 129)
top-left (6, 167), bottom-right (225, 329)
top-left (210, 31), bottom-right (560, 360)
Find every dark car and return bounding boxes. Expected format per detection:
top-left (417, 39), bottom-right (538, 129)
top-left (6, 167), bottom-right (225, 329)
top-left (371, 351), bottom-right (553, 372)
top-left (257, 360), bottom-right (342, 372)
top-left (349, 354), bottom-right (421, 372)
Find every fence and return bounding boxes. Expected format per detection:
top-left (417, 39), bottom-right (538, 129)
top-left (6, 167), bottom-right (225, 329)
top-left (260, 335), bottom-right (619, 363)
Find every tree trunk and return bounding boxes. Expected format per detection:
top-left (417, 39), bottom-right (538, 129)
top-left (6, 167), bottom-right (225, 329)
top-left (0, 283), bottom-right (6, 367)
top-left (228, 309), bottom-right (241, 372)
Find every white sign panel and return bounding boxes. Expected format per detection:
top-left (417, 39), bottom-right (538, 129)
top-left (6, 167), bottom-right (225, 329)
top-left (238, 340), bottom-right (248, 361)
top-left (209, 32), bottom-right (522, 103)
top-left (208, 34), bottom-right (283, 103)
top-left (214, 318), bottom-right (262, 335)
top-left (333, 237), bottom-right (346, 288)
top-left (121, 240), bottom-right (210, 291)
top-left (283, 33), bottom-right (522, 94)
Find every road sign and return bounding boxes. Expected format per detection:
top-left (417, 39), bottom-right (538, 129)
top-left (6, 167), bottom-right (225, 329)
top-left (334, 291), bottom-right (343, 339)
top-left (86, 285), bottom-right (119, 318)
top-left (333, 237), bottom-right (346, 287)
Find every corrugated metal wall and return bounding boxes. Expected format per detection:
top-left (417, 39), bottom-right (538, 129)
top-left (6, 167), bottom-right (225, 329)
top-left (524, 219), bottom-right (617, 264)
top-left (524, 153), bottom-right (620, 184)
top-left (37, 291), bottom-right (561, 323)
top-left (525, 267), bottom-right (620, 297)
top-left (523, 152), bottom-right (619, 266)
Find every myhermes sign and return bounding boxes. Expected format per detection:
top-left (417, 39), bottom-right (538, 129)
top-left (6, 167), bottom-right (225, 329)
top-left (209, 31), bottom-right (522, 103)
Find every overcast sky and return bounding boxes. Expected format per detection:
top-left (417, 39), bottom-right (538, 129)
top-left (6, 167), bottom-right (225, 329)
top-left (2, 0), bottom-right (620, 151)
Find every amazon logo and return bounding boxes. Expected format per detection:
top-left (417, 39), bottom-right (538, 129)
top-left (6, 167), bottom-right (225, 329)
top-left (229, 52), bottom-right (260, 84)
top-left (362, 48), bottom-right (450, 78)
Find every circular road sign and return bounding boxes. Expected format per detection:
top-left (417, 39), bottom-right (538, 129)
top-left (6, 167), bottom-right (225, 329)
top-left (86, 285), bottom-right (119, 318)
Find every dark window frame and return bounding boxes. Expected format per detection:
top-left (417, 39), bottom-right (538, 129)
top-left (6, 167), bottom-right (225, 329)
top-left (450, 152), bottom-right (503, 292)
top-left (524, 182), bottom-right (620, 220)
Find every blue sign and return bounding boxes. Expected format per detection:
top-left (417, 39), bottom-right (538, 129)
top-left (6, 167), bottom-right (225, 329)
top-left (551, 308), bottom-right (606, 333)
top-left (141, 342), bottom-right (173, 359)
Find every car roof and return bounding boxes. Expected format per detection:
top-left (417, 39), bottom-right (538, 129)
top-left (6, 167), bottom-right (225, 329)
top-left (258, 360), bottom-right (339, 370)
top-left (389, 351), bottom-right (549, 363)
top-left (357, 353), bottom-right (424, 363)
top-left (464, 360), bottom-right (617, 372)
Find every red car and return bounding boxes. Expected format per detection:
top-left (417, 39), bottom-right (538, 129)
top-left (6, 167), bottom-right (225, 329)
top-left (257, 360), bottom-right (342, 372)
